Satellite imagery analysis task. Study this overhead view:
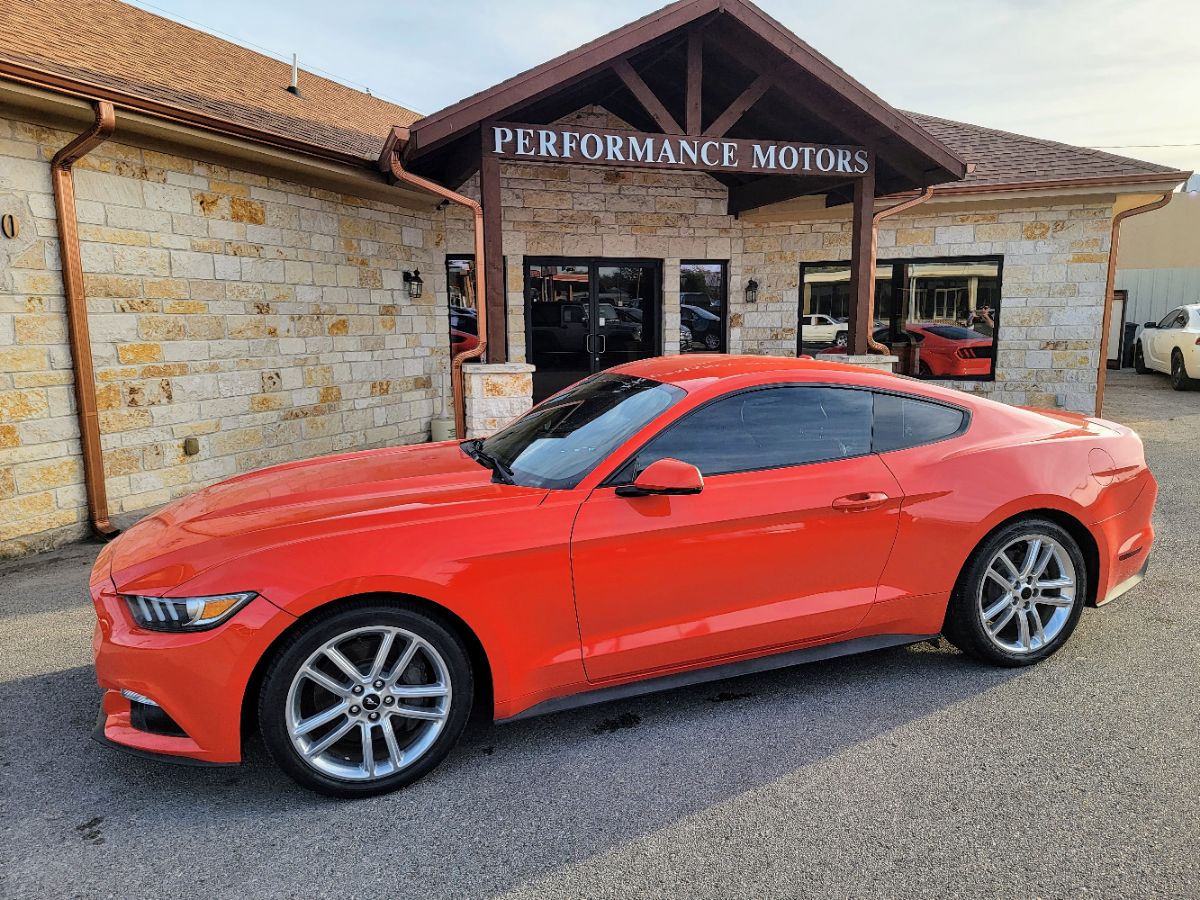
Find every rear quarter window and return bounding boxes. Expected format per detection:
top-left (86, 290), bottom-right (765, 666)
top-left (873, 393), bottom-right (967, 453)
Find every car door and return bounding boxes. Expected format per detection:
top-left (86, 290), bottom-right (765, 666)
top-left (569, 385), bottom-right (903, 682)
top-left (1149, 308), bottom-right (1183, 370)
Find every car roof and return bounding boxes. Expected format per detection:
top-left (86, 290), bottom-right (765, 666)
top-left (608, 354), bottom-right (920, 393)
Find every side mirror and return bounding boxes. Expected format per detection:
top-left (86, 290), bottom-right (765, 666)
top-left (1143, 322), bottom-right (1157, 329)
top-left (615, 458), bottom-right (704, 498)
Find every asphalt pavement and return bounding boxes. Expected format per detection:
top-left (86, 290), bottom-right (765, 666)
top-left (1, 368), bottom-right (1198, 899)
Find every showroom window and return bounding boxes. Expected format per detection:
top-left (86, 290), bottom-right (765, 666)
top-left (615, 385), bottom-right (873, 480)
top-left (799, 256), bottom-right (1003, 381)
top-left (679, 261), bottom-right (728, 353)
top-left (446, 255), bottom-right (477, 359)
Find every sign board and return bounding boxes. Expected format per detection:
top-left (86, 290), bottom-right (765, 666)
top-left (486, 122), bottom-right (871, 177)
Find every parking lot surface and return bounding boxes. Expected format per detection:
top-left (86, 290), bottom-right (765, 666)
top-left (2, 369), bottom-right (1198, 899)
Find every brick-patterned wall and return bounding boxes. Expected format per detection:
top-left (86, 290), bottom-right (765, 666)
top-left (445, 108), bottom-right (1111, 414)
top-left (745, 202), bottom-right (1113, 411)
top-left (0, 110), bottom-right (444, 557)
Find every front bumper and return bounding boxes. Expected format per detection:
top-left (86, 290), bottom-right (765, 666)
top-left (91, 576), bottom-right (295, 764)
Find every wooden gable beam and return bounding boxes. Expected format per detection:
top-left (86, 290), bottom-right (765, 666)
top-left (686, 30), bottom-right (703, 134)
top-left (704, 72), bottom-right (773, 138)
top-left (612, 57), bottom-right (683, 135)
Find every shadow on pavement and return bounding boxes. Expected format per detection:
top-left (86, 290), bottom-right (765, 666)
top-left (1, 639), bottom-right (1021, 898)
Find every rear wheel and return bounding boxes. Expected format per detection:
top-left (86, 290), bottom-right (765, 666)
top-left (260, 603), bottom-right (472, 797)
top-left (918, 360), bottom-right (933, 377)
top-left (1134, 341), bottom-right (1150, 374)
top-left (1170, 349), bottom-right (1198, 390)
top-left (943, 519), bottom-right (1086, 667)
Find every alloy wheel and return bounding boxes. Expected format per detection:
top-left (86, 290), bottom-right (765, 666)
top-left (977, 534), bottom-right (1076, 654)
top-left (285, 626), bottom-right (452, 781)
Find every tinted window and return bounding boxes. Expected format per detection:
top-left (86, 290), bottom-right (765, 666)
top-left (1157, 308), bottom-right (1181, 329)
top-left (620, 386), bottom-right (872, 479)
top-left (479, 373), bottom-right (683, 490)
top-left (873, 393), bottom-right (966, 453)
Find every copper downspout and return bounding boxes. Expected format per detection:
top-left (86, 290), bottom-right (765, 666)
top-left (867, 188), bottom-right (935, 353)
top-left (1095, 192), bottom-right (1173, 416)
top-left (52, 100), bottom-right (119, 539)
top-left (384, 145), bottom-right (487, 439)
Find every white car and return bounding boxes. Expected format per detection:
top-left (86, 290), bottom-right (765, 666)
top-left (801, 314), bottom-right (848, 344)
top-left (1134, 303), bottom-right (1200, 390)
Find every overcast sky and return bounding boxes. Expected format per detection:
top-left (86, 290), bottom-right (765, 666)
top-left (130, 0), bottom-right (1198, 174)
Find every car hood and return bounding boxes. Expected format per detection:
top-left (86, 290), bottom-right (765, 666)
top-left (108, 441), bottom-right (545, 594)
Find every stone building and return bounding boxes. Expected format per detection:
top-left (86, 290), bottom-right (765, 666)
top-left (0, 0), bottom-right (1190, 556)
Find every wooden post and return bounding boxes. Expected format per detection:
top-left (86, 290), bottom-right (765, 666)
top-left (686, 30), bottom-right (703, 135)
top-left (479, 129), bottom-right (506, 362)
top-left (846, 169), bottom-right (875, 356)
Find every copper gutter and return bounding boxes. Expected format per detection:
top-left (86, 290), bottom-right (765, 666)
top-left (381, 131), bottom-right (487, 439)
top-left (867, 187), bottom-right (934, 352)
top-left (927, 171), bottom-right (1191, 198)
top-left (1095, 192), bottom-right (1173, 416)
top-left (0, 57), bottom-right (380, 169)
top-left (52, 100), bottom-right (119, 539)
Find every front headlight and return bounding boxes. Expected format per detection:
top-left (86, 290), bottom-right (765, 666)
top-left (122, 592), bottom-right (257, 632)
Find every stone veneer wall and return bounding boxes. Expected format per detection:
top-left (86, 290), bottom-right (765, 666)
top-left (0, 110), bottom-right (445, 557)
top-left (0, 100), bottom-right (1116, 557)
top-left (444, 108), bottom-right (1112, 414)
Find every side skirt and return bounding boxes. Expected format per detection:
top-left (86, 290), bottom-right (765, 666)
top-left (498, 632), bottom-right (935, 724)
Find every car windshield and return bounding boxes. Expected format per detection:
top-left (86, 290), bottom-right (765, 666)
top-left (477, 373), bottom-right (685, 489)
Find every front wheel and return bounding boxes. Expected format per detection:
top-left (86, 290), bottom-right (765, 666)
top-left (942, 519), bottom-right (1086, 667)
top-left (1134, 341), bottom-right (1150, 374)
top-left (259, 603), bottom-right (472, 797)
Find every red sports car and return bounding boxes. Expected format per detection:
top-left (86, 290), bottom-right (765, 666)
top-left (903, 323), bottom-right (994, 377)
top-left (90, 356), bottom-right (1156, 797)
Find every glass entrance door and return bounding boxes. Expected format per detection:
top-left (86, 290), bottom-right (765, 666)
top-left (526, 258), bottom-right (660, 402)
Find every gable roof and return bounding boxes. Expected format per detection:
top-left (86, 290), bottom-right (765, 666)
top-left (907, 112), bottom-right (1188, 194)
top-left (0, 0), bottom-right (420, 163)
top-left (402, 0), bottom-right (968, 199)
top-left (0, 0), bottom-right (1187, 195)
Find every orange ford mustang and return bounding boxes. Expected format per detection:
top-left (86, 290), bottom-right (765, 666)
top-left (90, 356), bottom-right (1156, 796)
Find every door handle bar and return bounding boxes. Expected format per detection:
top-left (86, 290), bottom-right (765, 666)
top-left (832, 492), bottom-right (890, 512)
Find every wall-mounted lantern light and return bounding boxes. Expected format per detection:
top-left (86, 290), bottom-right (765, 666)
top-left (403, 269), bottom-right (424, 299)
top-left (745, 278), bottom-right (759, 304)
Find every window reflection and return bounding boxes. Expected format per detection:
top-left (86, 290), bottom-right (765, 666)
top-left (446, 256), bottom-right (478, 359)
top-left (800, 257), bottom-right (1001, 380)
top-left (679, 262), bottom-right (727, 353)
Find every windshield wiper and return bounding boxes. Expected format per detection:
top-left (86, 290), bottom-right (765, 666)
top-left (461, 439), bottom-right (516, 485)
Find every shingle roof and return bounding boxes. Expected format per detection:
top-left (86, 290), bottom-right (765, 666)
top-left (0, 0), bottom-right (1185, 191)
top-left (906, 111), bottom-right (1184, 191)
top-left (0, 0), bottom-right (420, 161)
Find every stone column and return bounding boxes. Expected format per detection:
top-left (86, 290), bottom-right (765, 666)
top-left (462, 362), bottom-right (535, 438)
top-left (837, 354), bottom-right (898, 373)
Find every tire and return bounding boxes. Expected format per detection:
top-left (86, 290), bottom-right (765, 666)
top-left (834, 330), bottom-right (847, 346)
top-left (1133, 341), bottom-right (1150, 374)
top-left (704, 332), bottom-right (721, 351)
top-left (918, 360), bottom-right (933, 377)
top-left (1170, 349), bottom-right (1198, 391)
top-left (942, 518), bottom-right (1087, 667)
top-left (259, 602), bottom-right (473, 798)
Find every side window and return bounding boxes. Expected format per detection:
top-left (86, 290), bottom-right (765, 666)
top-left (619, 386), bottom-right (873, 479)
top-left (873, 393), bottom-right (967, 453)
top-left (1158, 308), bottom-right (1181, 329)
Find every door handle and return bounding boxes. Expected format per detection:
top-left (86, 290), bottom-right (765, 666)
top-left (585, 333), bottom-right (594, 354)
top-left (832, 492), bottom-right (890, 512)
top-left (597, 334), bottom-right (606, 354)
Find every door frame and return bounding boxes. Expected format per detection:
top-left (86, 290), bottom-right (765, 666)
top-left (523, 256), bottom-right (664, 381)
